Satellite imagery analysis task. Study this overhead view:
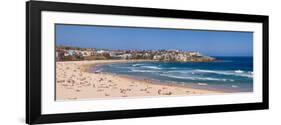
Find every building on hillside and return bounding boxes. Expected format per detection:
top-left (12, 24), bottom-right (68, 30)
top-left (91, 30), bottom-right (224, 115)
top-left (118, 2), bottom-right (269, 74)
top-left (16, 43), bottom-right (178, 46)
top-left (119, 54), bottom-right (132, 59)
top-left (80, 51), bottom-right (92, 57)
top-left (97, 50), bottom-right (109, 54)
top-left (56, 49), bottom-right (66, 61)
top-left (189, 51), bottom-right (201, 56)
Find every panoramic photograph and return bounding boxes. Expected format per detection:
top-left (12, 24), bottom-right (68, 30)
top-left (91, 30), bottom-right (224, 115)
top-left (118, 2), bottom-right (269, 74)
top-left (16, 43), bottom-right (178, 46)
top-left (55, 24), bottom-right (253, 101)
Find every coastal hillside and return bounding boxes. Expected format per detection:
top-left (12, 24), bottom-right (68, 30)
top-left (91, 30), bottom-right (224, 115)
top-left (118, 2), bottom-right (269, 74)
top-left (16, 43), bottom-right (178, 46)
top-left (56, 46), bottom-right (216, 62)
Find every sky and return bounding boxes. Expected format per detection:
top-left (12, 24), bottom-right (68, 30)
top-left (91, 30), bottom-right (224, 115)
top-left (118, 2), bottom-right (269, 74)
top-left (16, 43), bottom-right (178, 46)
top-left (56, 24), bottom-right (253, 57)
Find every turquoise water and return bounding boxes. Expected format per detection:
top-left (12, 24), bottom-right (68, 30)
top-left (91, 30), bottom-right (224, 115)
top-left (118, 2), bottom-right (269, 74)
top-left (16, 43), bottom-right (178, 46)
top-left (94, 57), bottom-right (253, 92)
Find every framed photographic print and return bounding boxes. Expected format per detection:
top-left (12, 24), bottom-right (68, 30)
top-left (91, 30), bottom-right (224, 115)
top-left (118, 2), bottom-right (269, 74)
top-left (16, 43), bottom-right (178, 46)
top-left (26, 1), bottom-right (269, 124)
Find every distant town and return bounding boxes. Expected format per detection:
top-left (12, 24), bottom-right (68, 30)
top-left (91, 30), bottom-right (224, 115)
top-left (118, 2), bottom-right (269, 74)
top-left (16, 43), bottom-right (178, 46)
top-left (56, 45), bottom-right (216, 62)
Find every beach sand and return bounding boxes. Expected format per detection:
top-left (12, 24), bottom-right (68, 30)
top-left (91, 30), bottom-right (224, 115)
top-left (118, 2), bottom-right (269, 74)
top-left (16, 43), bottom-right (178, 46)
top-left (56, 60), bottom-right (222, 101)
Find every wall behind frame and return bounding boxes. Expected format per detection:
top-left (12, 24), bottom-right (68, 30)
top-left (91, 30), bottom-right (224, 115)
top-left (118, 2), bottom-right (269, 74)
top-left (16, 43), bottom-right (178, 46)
top-left (0, 0), bottom-right (279, 125)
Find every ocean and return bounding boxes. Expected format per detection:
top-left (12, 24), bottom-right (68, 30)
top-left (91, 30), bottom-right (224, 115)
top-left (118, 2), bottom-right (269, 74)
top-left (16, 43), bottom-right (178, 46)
top-left (94, 57), bottom-right (253, 92)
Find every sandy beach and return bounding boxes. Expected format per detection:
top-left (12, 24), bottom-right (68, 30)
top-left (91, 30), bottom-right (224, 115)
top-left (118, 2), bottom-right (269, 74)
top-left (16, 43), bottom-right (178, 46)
top-left (56, 60), bottom-right (223, 101)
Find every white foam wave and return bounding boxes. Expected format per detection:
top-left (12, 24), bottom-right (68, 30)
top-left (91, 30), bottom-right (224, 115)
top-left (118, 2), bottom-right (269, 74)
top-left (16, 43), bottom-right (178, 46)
top-left (159, 74), bottom-right (234, 81)
top-left (195, 69), bottom-right (253, 78)
top-left (235, 70), bottom-right (244, 73)
top-left (166, 69), bottom-right (252, 78)
top-left (141, 66), bottom-right (162, 69)
top-left (130, 69), bottom-right (159, 73)
top-left (166, 70), bottom-right (192, 74)
top-left (132, 64), bottom-right (143, 67)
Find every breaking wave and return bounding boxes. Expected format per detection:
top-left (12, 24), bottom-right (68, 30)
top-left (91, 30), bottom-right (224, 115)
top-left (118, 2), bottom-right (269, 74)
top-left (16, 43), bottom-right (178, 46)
top-left (130, 69), bottom-right (159, 73)
top-left (194, 69), bottom-right (253, 78)
top-left (159, 74), bottom-right (234, 82)
top-left (140, 66), bottom-right (163, 69)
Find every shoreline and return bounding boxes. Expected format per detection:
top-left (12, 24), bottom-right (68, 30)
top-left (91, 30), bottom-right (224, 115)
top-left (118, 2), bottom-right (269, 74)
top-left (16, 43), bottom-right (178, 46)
top-left (56, 60), bottom-right (224, 101)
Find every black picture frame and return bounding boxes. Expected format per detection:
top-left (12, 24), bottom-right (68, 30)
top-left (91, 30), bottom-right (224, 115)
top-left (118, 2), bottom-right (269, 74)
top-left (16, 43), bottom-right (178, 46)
top-left (26, 1), bottom-right (269, 124)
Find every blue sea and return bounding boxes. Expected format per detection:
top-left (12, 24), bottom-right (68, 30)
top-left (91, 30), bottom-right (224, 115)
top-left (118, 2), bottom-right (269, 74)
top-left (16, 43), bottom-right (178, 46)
top-left (94, 57), bottom-right (253, 92)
